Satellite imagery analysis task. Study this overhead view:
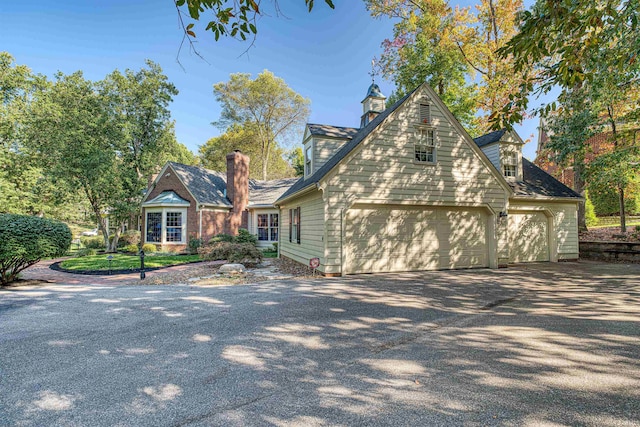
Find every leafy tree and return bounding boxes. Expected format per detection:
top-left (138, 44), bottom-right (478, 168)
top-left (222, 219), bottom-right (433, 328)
top-left (26, 71), bottom-right (123, 250)
top-left (174, 0), bottom-right (334, 46)
top-left (287, 147), bottom-right (304, 177)
top-left (494, 0), bottom-right (640, 129)
top-left (199, 124), bottom-right (295, 179)
top-left (213, 70), bottom-right (310, 180)
top-left (367, 0), bottom-right (525, 134)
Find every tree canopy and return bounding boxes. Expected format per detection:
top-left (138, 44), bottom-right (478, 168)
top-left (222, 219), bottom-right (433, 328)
top-left (367, 0), bottom-right (525, 135)
top-left (212, 70), bottom-right (310, 180)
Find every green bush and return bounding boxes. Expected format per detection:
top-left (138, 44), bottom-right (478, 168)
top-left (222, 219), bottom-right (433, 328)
top-left (188, 237), bottom-right (203, 254)
top-left (199, 242), bottom-right (262, 264)
top-left (118, 230), bottom-right (140, 247)
top-left (585, 190), bottom-right (598, 228)
top-left (77, 248), bottom-right (97, 257)
top-left (209, 233), bottom-right (235, 244)
top-left (141, 243), bottom-right (157, 254)
top-left (123, 244), bottom-right (139, 253)
top-left (209, 229), bottom-right (258, 246)
top-left (235, 228), bottom-right (258, 246)
top-left (272, 243), bottom-right (278, 252)
top-left (0, 214), bottom-right (72, 285)
top-left (589, 183), bottom-right (640, 216)
top-left (81, 236), bottom-right (104, 249)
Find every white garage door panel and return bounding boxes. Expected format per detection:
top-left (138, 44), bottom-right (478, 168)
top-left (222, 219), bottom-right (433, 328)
top-left (509, 211), bottom-right (549, 263)
top-left (346, 206), bottom-right (488, 274)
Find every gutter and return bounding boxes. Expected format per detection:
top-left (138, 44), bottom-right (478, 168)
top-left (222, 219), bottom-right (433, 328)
top-left (274, 183), bottom-right (319, 207)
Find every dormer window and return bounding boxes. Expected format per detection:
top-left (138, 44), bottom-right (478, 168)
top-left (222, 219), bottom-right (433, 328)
top-left (305, 145), bottom-right (312, 176)
top-left (415, 128), bottom-right (436, 163)
top-left (419, 103), bottom-right (431, 125)
top-left (503, 152), bottom-right (517, 178)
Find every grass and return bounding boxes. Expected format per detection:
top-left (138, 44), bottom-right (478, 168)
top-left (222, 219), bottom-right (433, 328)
top-left (590, 221), bottom-right (640, 230)
top-left (262, 251), bottom-right (278, 258)
top-left (60, 253), bottom-right (201, 272)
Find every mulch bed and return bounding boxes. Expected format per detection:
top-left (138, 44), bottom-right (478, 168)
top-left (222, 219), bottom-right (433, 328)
top-left (49, 259), bottom-right (205, 276)
top-left (580, 226), bottom-right (640, 243)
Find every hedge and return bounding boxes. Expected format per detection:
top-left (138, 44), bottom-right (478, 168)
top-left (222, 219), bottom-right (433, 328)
top-left (0, 214), bottom-right (72, 285)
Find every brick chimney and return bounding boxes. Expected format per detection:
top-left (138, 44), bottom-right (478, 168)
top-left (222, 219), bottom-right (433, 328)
top-left (226, 150), bottom-right (250, 235)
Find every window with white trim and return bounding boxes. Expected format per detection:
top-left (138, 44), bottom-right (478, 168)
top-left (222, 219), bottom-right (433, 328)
top-left (165, 212), bottom-right (183, 242)
top-left (257, 213), bottom-right (279, 241)
top-left (145, 208), bottom-right (187, 244)
top-left (289, 207), bottom-right (300, 244)
top-left (146, 212), bottom-right (162, 243)
top-left (415, 128), bottom-right (436, 163)
top-left (305, 145), bottom-right (312, 176)
top-left (502, 152), bottom-right (517, 178)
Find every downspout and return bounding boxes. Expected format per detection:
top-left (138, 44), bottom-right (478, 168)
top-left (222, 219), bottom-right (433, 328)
top-left (340, 207), bottom-right (344, 276)
top-left (198, 205), bottom-right (202, 240)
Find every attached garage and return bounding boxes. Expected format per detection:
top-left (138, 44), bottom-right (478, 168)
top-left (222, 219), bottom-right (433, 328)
top-left (344, 205), bottom-right (490, 274)
top-left (508, 210), bottom-right (550, 263)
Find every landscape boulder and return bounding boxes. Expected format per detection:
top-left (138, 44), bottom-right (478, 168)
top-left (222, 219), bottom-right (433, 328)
top-left (219, 263), bottom-right (246, 274)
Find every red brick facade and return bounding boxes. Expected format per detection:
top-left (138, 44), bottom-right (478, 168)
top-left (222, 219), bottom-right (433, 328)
top-left (141, 155), bottom-right (251, 252)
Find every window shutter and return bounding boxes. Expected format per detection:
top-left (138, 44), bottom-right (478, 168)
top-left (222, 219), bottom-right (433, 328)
top-left (419, 103), bottom-right (430, 125)
top-left (289, 209), bottom-right (292, 243)
top-left (296, 207), bottom-right (301, 244)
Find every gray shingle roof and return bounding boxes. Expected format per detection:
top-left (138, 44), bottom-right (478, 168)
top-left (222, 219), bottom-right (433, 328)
top-left (169, 162), bottom-right (231, 206)
top-left (249, 178), bottom-right (300, 206)
top-left (307, 124), bottom-right (359, 139)
top-left (168, 162), bottom-right (301, 207)
top-left (510, 159), bottom-right (581, 198)
top-left (277, 89), bottom-right (417, 203)
top-left (473, 129), bottom-right (507, 147)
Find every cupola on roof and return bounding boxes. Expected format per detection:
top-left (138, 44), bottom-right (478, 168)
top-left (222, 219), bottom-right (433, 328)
top-left (364, 83), bottom-right (385, 100)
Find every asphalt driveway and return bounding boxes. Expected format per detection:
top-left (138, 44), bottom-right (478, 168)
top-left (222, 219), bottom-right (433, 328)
top-left (1, 261), bottom-right (639, 426)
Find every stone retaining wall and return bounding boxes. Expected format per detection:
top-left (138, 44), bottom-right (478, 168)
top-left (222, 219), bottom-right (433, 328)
top-left (579, 241), bottom-right (640, 262)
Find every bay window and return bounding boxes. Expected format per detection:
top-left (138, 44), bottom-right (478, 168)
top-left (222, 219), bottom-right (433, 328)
top-left (145, 208), bottom-right (187, 245)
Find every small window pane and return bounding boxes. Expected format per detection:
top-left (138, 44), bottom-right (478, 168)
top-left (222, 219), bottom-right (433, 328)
top-left (166, 212), bottom-right (183, 242)
top-left (258, 228), bottom-right (269, 241)
top-left (146, 212), bottom-right (162, 243)
top-left (270, 227), bottom-right (278, 241)
top-left (257, 214), bottom-right (268, 227)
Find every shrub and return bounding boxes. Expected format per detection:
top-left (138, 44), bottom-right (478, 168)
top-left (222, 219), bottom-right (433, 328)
top-left (123, 244), bottom-right (139, 254)
top-left (76, 248), bottom-right (97, 257)
top-left (119, 230), bottom-right (140, 247)
top-left (272, 243), bottom-right (278, 252)
top-left (0, 214), bottom-right (72, 285)
top-left (209, 233), bottom-right (235, 244)
top-left (235, 228), bottom-right (258, 246)
top-left (141, 243), bottom-right (157, 253)
top-left (188, 237), bottom-right (203, 254)
top-left (81, 236), bottom-right (104, 249)
top-left (199, 242), bottom-right (262, 264)
top-left (585, 190), bottom-right (598, 228)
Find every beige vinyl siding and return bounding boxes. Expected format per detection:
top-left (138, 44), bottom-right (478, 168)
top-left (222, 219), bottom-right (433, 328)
top-left (279, 190), bottom-right (326, 272)
top-left (313, 137), bottom-right (349, 173)
top-left (481, 144), bottom-right (500, 171)
top-left (509, 201), bottom-right (579, 260)
top-left (321, 87), bottom-right (508, 274)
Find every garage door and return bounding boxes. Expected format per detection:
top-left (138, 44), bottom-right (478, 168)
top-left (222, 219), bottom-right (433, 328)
top-left (508, 211), bottom-right (549, 263)
top-left (345, 206), bottom-right (489, 274)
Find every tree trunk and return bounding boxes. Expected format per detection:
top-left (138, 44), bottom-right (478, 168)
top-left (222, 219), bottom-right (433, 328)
top-left (619, 186), bottom-right (626, 233)
top-left (108, 223), bottom-right (124, 252)
top-left (262, 143), bottom-right (270, 181)
top-left (574, 157), bottom-right (587, 232)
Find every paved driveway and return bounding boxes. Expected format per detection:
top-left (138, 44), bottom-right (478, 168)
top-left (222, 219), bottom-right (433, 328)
top-left (1, 261), bottom-right (639, 426)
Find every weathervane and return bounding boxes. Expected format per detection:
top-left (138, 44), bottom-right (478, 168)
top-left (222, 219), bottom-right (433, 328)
top-left (369, 59), bottom-right (377, 84)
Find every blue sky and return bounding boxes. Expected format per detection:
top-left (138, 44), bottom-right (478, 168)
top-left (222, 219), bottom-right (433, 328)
top-left (1, 0), bottom-right (542, 160)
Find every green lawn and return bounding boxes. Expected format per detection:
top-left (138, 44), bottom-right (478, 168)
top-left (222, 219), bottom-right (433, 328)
top-left (60, 253), bottom-right (201, 272)
top-left (590, 221), bottom-right (640, 230)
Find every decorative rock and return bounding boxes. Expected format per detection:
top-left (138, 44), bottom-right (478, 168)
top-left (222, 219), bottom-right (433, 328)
top-left (219, 263), bottom-right (246, 274)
